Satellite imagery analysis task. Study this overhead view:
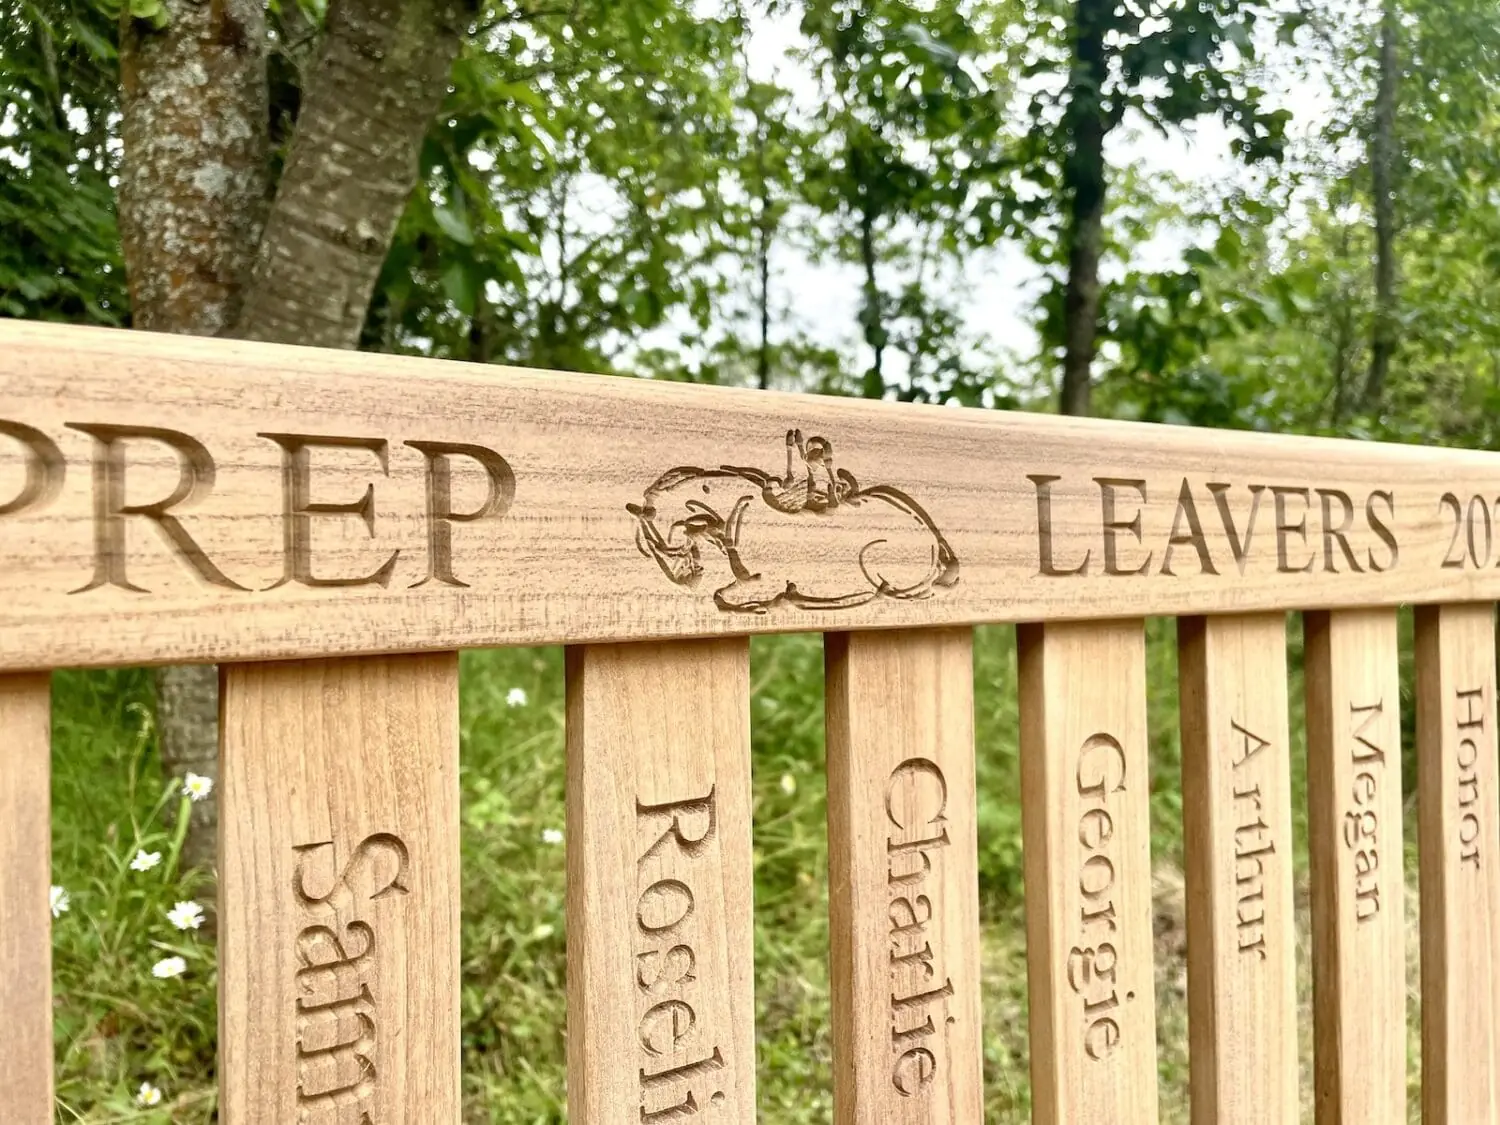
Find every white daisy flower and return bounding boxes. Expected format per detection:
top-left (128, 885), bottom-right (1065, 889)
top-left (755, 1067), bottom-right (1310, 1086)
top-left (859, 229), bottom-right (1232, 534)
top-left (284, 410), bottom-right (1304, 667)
top-left (151, 956), bottom-right (187, 979)
top-left (50, 885), bottom-right (69, 918)
top-left (541, 827), bottom-right (564, 846)
top-left (780, 773), bottom-right (797, 796)
top-left (181, 773), bottom-right (213, 802)
top-left (130, 849), bottom-right (162, 872)
top-left (135, 1081), bottom-right (163, 1107)
top-left (166, 901), bottom-right (205, 931)
top-left (506, 687), bottom-right (528, 707)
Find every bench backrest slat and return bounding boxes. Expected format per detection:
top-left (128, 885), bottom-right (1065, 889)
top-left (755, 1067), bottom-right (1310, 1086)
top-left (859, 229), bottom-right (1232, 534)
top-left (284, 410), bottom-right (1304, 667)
top-left (564, 639), bottom-right (758, 1124)
top-left (0, 673), bottom-right (52, 1122)
top-left (219, 654), bottom-right (462, 1123)
top-left (1178, 613), bottom-right (1299, 1122)
top-left (1415, 603), bottom-right (1500, 1122)
top-left (1305, 609), bottom-right (1407, 1122)
top-left (1017, 620), bottom-right (1160, 1122)
top-left (824, 628), bottom-right (984, 1123)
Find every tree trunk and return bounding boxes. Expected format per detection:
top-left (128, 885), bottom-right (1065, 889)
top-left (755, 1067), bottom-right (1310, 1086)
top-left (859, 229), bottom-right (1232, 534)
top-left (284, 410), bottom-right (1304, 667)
top-left (237, 0), bottom-right (472, 349)
top-left (1059, 0), bottom-right (1110, 418)
top-left (1366, 0), bottom-right (1400, 410)
top-left (117, 0), bottom-right (270, 920)
top-left (117, 0), bottom-right (471, 909)
top-left (858, 198), bottom-right (885, 398)
top-left (756, 203), bottom-right (772, 391)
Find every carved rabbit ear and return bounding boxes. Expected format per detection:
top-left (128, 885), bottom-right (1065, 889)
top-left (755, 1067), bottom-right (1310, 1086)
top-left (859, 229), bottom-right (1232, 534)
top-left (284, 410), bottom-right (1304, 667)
top-left (805, 436), bottom-right (831, 458)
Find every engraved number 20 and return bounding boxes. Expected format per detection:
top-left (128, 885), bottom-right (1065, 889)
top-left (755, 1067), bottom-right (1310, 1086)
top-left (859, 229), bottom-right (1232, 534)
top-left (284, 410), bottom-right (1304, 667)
top-left (1439, 493), bottom-right (1500, 570)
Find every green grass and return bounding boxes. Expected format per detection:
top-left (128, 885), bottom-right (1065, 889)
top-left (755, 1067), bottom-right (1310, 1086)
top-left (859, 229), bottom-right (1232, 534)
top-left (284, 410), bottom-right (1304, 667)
top-left (48, 623), bottom-right (1427, 1121)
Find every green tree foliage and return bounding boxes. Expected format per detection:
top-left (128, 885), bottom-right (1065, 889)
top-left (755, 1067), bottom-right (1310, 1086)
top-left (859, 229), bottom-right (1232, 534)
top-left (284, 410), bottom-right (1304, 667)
top-left (0, 1), bottom-right (124, 321)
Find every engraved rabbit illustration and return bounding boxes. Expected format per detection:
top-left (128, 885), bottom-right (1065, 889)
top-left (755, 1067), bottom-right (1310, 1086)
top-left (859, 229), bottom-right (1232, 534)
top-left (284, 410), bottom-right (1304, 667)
top-left (626, 430), bottom-right (959, 613)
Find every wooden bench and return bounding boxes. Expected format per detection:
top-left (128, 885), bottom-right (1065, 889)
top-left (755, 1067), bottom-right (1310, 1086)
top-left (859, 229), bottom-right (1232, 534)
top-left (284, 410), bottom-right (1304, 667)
top-left (2, 319), bottom-right (1497, 1123)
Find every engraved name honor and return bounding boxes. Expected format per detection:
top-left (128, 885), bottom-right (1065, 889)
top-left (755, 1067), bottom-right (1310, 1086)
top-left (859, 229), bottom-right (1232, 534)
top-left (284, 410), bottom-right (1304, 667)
top-left (291, 833), bottom-right (410, 1125)
top-left (1454, 685), bottom-right (1486, 869)
top-left (634, 788), bottom-right (728, 1121)
top-left (885, 758), bottom-right (956, 1098)
top-left (1070, 734), bottom-right (1132, 1061)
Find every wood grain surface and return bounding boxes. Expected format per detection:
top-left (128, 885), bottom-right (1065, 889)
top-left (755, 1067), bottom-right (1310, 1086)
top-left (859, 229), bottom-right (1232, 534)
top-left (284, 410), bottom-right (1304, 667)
top-left (218, 654), bottom-right (460, 1125)
top-left (1416, 603), bottom-right (1500, 1124)
top-left (565, 639), bottom-right (757, 1125)
top-left (1305, 610), bottom-right (1406, 1125)
top-left (1018, 620), bottom-right (1159, 1125)
top-left (1179, 614), bottom-right (1298, 1125)
top-left (5, 322), bottom-right (1500, 669)
top-left (825, 629), bottom-right (983, 1124)
top-left (0, 673), bottom-right (52, 1124)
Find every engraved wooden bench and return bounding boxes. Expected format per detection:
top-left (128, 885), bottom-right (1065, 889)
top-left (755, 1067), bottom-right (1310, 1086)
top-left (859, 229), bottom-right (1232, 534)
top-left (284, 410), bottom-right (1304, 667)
top-left (2, 319), bottom-right (1497, 1122)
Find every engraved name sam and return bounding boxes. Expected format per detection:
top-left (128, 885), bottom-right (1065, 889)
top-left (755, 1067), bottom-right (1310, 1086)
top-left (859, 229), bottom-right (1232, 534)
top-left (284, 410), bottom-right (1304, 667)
top-left (885, 758), bottom-right (957, 1098)
top-left (0, 421), bottom-right (514, 592)
top-left (1070, 734), bottom-right (1136, 1062)
top-left (1030, 475), bottom-right (1399, 578)
top-left (1344, 701), bottom-right (1388, 923)
top-left (634, 787), bottom-right (728, 1121)
top-left (1229, 721), bottom-right (1275, 961)
top-left (291, 832), bottom-right (410, 1125)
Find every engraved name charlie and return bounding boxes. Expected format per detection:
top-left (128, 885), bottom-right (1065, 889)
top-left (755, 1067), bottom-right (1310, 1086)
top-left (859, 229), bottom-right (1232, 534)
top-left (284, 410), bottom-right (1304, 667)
top-left (885, 758), bottom-right (957, 1097)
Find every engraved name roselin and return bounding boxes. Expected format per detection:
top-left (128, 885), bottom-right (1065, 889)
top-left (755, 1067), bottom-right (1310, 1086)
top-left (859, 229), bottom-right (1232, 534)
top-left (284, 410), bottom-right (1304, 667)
top-left (292, 832), bottom-right (410, 1125)
top-left (1029, 475), bottom-right (1399, 578)
top-left (634, 788), bottom-right (728, 1121)
top-left (885, 758), bottom-right (957, 1098)
top-left (0, 421), bottom-right (514, 592)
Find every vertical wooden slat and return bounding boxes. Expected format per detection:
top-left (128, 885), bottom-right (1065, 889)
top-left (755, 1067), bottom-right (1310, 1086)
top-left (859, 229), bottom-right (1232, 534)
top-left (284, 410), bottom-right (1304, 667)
top-left (1017, 620), bottom-right (1159, 1125)
top-left (1416, 603), bottom-right (1500, 1124)
top-left (1179, 614), bottom-right (1297, 1125)
top-left (1305, 609), bottom-right (1406, 1125)
top-left (565, 639), bottom-right (756, 1125)
top-left (824, 628), bottom-right (983, 1124)
top-left (0, 673), bottom-right (52, 1125)
top-left (219, 653), bottom-right (461, 1125)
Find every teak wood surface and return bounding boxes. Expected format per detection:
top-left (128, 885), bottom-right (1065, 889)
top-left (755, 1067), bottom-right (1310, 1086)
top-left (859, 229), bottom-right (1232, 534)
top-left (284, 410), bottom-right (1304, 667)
top-left (825, 628), bottom-right (983, 1124)
top-left (564, 639), bottom-right (757, 1125)
top-left (1416, 603), bottom-right (1500, 1124)
top-left (5, 321), bottom-right (1500, 669)
top-left (1178, 614), bottom-right (1297, 1125)
top-left (218, 653), bottom-right (461, 1124)
top-left (1306, 610), bottom-right (1406, 1125)
top-left (0, 673), bottom-right (52, 1125)
top-left (1018, 619), bottom-right (1160, 1125)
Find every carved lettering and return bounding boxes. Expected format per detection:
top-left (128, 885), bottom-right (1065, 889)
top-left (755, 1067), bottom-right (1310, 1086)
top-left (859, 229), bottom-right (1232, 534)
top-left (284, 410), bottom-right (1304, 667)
top-left (634, 787), bottom-right (726, 1119)
top-left (292, 832), bottom-right (409, 1124)
top-left (1029, 474), bottom-right (1091, 576)
top-left (1072, 733), bottom-right (1132, 1059)
top-left (0, 419), bottom-right (65, 516)
top-left (67, 422), bottom-right (246, 594)
top-left (1160, 478), bottom-right (1217, 577)
top-left (260, 432), bottom-right (400, 590)
top-left (1456, 686), bottom-right (1486, 869)
top-left (404, 440), bottom-right (514, 589)
top-left (1345, 701), bottom-right (1387, 922)
top-left (1095, 478), bottom-right (1152, 576)
top-left (1229, 720), bottom-right (1276, 959)
top-left (885, 758), bottom-right (954, 1096)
